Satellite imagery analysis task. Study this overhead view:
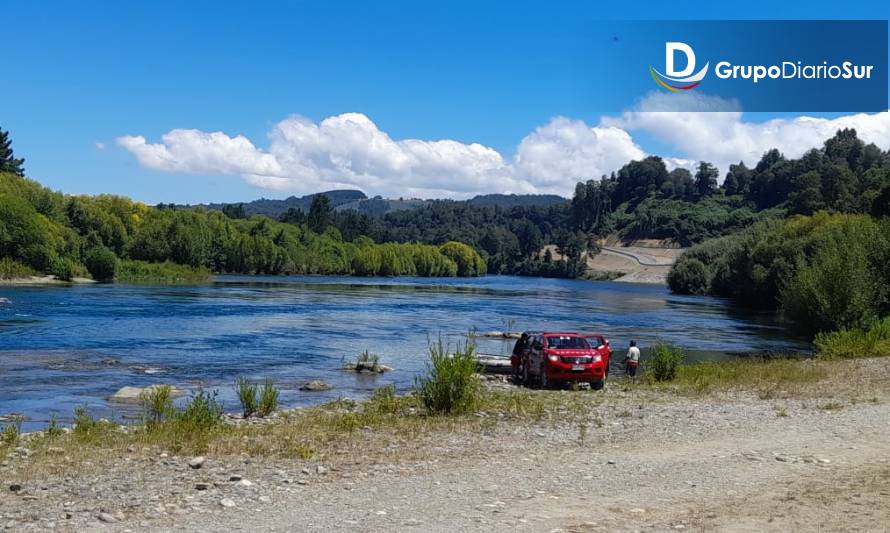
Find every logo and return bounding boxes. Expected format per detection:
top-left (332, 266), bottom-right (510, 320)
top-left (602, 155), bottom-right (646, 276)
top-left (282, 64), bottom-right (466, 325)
top-left (649, 42), bottom-right (709, 91)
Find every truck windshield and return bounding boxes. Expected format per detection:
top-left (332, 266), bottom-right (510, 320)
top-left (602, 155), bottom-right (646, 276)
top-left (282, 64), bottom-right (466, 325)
top-left (545, 336), bottom-right (590, 349)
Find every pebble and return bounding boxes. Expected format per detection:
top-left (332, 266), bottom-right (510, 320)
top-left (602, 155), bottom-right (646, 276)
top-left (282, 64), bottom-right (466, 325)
top-left (219, 498), bottom-right (236, 508)
top-left (316, 465), bottom-right (328, 475)
top-left (189, 456), bottom-right (206, 469)
top-left (229, 475), bottom-right (243, 482)
top-left (8, 484), bottom-right (22, 492)
top-left (97, 512), bottom-right (118, 523)
top-left (195, 483), bottom-right (210, 491)
top-left (236, 479), bottom-right (254, 488)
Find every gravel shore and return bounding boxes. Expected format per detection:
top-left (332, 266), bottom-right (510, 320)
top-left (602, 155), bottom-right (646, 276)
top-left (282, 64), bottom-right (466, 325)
top-left (2, 359), bottom-right (889, 532)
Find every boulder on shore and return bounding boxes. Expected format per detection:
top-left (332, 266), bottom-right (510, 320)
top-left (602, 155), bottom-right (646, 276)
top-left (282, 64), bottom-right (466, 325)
top-left (300, 380), bottom-right (333, 392)
top-left (108, 385), bottom-right (185, 403)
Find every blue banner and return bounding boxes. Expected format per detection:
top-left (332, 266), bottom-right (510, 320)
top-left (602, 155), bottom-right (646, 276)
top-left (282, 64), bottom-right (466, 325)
top-left (591, 20), bottom-right (888, 112)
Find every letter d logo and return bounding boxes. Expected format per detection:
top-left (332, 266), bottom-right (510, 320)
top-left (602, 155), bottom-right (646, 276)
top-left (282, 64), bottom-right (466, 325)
top-left (649, 42), bottom-right (709, 92)
top-left (666, 42), bottom-right (696, 77)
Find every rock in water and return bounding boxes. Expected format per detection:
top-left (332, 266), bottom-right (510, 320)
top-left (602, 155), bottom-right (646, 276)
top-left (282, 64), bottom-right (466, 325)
top-left (300, 380), bottom-right (333, 392)
top-left (189, 456), bottom-right (206, 469)
top-left (108, 385), bottom-right (185, 403)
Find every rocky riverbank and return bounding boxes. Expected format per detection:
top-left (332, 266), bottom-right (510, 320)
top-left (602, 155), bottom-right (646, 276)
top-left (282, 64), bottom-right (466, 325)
top-left (1, 358), bottom-right (889, 532)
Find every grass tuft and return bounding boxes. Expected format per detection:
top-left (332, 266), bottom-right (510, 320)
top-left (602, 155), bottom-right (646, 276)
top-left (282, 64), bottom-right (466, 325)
top-left (258, 380), bottom-right (280, 417)
top-left (235, 378), bottom-right (259, 418)
top-left (416, 335), bottom-right (481, 415)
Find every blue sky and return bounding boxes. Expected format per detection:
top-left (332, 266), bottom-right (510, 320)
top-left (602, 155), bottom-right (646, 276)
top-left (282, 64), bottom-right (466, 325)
top-left (2, 0), bottom-right (889, 203)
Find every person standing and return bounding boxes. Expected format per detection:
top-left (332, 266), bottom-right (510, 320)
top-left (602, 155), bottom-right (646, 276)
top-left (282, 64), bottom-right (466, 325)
top-left (625, 340), bottom-right (640, 379)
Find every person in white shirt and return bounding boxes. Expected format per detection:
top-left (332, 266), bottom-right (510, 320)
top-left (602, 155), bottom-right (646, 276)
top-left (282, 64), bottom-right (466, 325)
top-left (625, 340), bottom-right (640, 379)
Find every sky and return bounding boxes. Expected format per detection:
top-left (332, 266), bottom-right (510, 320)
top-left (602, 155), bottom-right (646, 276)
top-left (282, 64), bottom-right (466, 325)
top-left (2, 0), bottom-right (889, 204)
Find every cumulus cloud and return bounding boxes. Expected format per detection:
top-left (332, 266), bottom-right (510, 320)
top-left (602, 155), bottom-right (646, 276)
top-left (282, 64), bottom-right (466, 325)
top-left (603, 91), bottom-right (890, 178)
top-left (117, 113), bottom-right (644, 198)
top-left (118, 100), bottom-right (890, 197)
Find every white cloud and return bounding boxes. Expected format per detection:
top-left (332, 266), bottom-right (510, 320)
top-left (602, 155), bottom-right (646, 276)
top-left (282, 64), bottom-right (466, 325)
top-left (117, 113), bottom-right (643, 198)
top-left (118, 101), bottom-right (890, 197)
top-left (95, 142), bottom-right (106, 150)
top-left (514, 117), bottom-right (645, 187)
top-left (603, 91), bottom-right (890, 178)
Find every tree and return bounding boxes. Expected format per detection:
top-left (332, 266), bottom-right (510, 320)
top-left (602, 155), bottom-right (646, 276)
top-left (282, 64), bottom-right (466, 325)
top-left (788, 171), bottom-right (824, 215)
top-left (84, 245), bottom-right (119, 281)
top-left (0, 127), bottom-right (25, 176)
top-left (308, 194), bottom-right (333, 233)
top-left (725, 162), bottom-right (752, 196)
top-left (693, 161), bottom-right (718, 199)
top-left (222, 203), bottom-right (246, 219)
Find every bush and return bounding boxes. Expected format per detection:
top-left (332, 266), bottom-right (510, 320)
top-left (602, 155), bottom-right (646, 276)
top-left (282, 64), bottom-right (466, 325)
top-left (84, 245), bottom-right (119, 281)
top-left (1, 420), bottom-right (20, 445)
top-left (0, 257), bottom-right (35, 279)
top-left (416, 336), bottom-right (481, 414)
top-left (365, 384), bottom-right (400, 415)
top-left (258, 380), bottom-right (280, 417)
top-left (49, 256), bottom-right (79, 281)
top-left (781, 237), bottom-right (882, 334)
top-left (815, 317), bottom-right (890, 359)
top-left (667, 257), bottom-right (709, 295)
top-left (177, 389), bottom-right (223, 429)
top-left (117, 260), bottom-right (211, 284)
top-left (140, 384), bottom-right (175, 427)
top-left (235, 378), bottom-right (258, 418)
top-left (649, 343), bottom-right (684, 382)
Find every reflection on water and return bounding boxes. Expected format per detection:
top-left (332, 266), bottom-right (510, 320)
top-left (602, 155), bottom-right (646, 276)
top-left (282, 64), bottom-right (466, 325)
top-left (0, 275), bottom-right (807, 430)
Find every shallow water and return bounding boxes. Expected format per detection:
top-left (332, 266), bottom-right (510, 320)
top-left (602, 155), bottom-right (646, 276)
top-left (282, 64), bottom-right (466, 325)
top-left (0, 275), bottom-right (807, 430)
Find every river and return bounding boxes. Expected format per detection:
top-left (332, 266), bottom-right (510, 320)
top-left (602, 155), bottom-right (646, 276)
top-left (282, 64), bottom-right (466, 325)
top-left (0, 275), bottom-right (808, 430)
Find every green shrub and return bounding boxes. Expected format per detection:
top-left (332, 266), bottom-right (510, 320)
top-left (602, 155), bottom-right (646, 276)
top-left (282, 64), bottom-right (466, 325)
top-left (117, 260), bottom-right (211, 284)
top-left (1, 420), bottom-right (20, 445)
top-left (45, 414), bottom-right (64, 438)
top-left (667, 257), bottom-right (710, 295)
top-left (0, 257), bottom-right (35, 279)
top-left (140, 384), bottom-right (175, 427)
top-left (649, 343), bottom-right (684, 382)
top-left (84, 245), bottom-right (119, 281)
top-left (49, 256), bottom-right (79, 281)
top-left (416, 336), bottom-right (481, 414)
top-left (235, 378), bottom-right (258, 417)
top-left (815, 317), bottom-right (890, 359)
top-left (258, 379), bottom-right (280, 417)
top-left (177, 389), bottom-right (223, 429)
top-left (365, 384), bottom-right (399, 415)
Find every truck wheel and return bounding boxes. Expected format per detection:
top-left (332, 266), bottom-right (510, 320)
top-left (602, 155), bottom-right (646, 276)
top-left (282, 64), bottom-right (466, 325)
top-left (591, 379), bottom-right (605, 391)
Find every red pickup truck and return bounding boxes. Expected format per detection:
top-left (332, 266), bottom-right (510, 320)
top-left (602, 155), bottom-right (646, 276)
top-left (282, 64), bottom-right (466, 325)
top-left (511, 331), bottom-right (611, 390)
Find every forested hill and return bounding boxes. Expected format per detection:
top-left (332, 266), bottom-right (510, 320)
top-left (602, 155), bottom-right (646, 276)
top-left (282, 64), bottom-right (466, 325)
top-left (204, 191), bottom-right (567, 219)
top-left (200, 189), bottom-right (367, 218)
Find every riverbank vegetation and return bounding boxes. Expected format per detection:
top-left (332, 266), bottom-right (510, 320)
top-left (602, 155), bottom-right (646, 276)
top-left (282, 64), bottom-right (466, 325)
top-left (0, 172), bottom-right (484, 283)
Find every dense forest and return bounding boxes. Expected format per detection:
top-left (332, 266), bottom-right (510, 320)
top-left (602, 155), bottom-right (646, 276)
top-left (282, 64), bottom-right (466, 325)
top-left (665, 129), bottom-right (890, 337)
top-left (0, 128), bottom-right (485, 282)
top-left (302, 129), bottom-right (888, 280)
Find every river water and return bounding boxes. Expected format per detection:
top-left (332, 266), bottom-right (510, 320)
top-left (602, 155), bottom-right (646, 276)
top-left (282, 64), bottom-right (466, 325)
top-left (0, 275), bottom-right (808, 430)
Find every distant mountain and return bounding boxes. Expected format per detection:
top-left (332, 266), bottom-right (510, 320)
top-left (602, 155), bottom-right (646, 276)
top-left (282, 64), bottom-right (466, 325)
top-left (466, 193), bottom-right (566, 208)
top-left (205, 190), bottom-right (568, 219)
top-left (204, 190), bottom-right (367, 217)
